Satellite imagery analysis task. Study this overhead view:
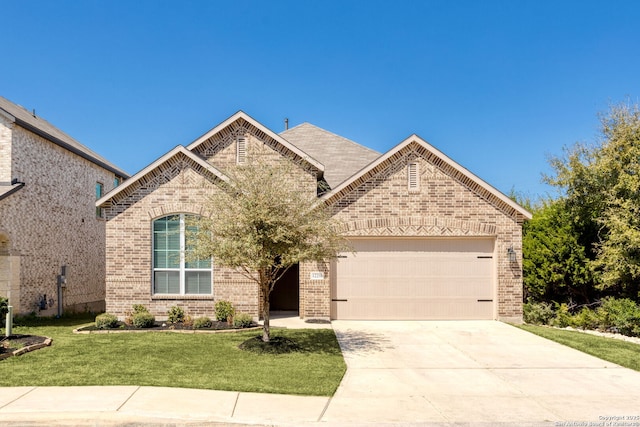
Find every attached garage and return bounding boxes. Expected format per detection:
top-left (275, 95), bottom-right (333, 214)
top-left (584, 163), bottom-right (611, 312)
top-left (331, 238), bottom-right (495, 320)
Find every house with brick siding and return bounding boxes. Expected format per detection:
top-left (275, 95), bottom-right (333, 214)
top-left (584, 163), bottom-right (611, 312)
top-left (0, 96), bottom-right (128, 316)
top-left (97, 111), bottom-right (531, 323)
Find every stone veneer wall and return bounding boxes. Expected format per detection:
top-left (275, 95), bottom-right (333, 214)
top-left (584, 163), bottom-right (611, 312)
top-left (312, 144), bottom-right (525, 322)
top-left (0, 120), bottom-right (118, 315)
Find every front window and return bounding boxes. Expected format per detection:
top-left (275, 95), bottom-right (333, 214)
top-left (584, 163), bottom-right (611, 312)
top-left (153, 214), bottom-right (212, 295)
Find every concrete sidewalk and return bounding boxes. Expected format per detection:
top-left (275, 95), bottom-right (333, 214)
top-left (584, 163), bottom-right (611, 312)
top-left (0, 385), bottom-right (332, 426)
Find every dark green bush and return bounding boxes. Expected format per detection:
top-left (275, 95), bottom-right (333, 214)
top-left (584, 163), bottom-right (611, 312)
top-left (193, 316), bottom-right (212, 329)
top-left (550, 303), bottom-right (573, 328)
top-left (523, 301), bottom-right (555, 325)
top-left (132, 312), bottom-right (155, 328)
top-left (214, 300), bottom-right (235, 322)
top-left (233, 313), bottom-right (254, 328)
top-left (95, 313), bottom-right (119, 329)
top-left (0, 296), bottom-right (8, 327)
top-left (597, 297), bottom-right (640, 337)
top-left (167, 306), bottom-right (185, 324)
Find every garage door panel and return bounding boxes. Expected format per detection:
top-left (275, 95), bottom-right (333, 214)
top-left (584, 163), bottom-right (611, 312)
top-left (336, 280), bottom-right (492, 299)
top-left (333, 298), bottom-right (494, 320)
top-left (332, 238), bottom-right (495, 320)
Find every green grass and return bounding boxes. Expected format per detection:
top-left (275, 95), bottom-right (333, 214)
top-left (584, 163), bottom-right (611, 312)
top-left (0, 314), bottom-right (346, 396)
top-left (516, 323), bottom-right (640, 372)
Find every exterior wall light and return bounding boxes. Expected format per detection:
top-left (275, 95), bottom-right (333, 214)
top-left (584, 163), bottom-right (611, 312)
top-left (507, 246), bottom-right (517, 263)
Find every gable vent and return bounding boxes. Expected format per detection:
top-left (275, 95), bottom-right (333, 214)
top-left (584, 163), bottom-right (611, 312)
top-left (236, 137), bottom-right (247, 164)
top-left (408, 162), bottom-right (419, 191)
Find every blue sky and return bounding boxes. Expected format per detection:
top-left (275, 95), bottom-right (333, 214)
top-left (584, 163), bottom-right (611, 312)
top-left (2, 0), bottom-right (640, 199)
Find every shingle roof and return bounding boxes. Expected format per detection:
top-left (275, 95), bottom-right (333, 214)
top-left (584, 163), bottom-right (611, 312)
top-left (280, 123), bottom-right (380, 189)
top-left (0, 96), bottom-right (128, 178)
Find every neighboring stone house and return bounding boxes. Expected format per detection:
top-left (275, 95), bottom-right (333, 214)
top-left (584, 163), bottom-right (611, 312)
top-left (0, 96), bottom-right (128, 315)
top-left (97, 111), bottom-right (531, 323)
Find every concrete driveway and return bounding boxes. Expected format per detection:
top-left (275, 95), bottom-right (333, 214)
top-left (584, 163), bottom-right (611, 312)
top-left (326, 320), bottom-right (640, 425)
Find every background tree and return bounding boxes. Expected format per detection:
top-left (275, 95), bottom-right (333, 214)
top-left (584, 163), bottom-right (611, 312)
top-left (522, 199), bottom-right (593, 304)
top-left (190, 157), bottom-right (348, 342)
top-left (544, 102), bottom-right (640, 302)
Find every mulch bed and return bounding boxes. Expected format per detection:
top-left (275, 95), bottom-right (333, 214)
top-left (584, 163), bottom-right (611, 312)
top-left (0, 334), bottom-right (52, 360)
top-left (75, 320), bottom-right (259, 333)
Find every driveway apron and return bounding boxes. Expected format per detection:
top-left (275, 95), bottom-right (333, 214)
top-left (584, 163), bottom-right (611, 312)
top-left (326, 320), bottom-right (640, 425)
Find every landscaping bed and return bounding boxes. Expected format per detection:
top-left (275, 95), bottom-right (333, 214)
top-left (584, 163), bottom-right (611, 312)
top-left (75, 320), bottom-right (260, 333)
top-left (0, 334), bottom-right (52, 360)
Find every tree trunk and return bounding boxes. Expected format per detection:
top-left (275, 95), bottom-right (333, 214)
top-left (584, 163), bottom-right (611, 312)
top-left (261, 282), bottom-right (271, 342)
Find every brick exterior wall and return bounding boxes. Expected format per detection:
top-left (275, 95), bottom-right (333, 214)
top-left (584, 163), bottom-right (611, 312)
top-left (103, 129), bottom-right (318, 320)
top-left (313, 143), bottom-right (525, 322)
top-left (102, 120), bottom-right (526, 323)
top-left (0, 120), bottom-right (119, 315)
top-left (0, 113), bottom-right (12, 182)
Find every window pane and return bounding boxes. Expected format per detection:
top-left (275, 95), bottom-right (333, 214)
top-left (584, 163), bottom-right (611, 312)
top-left (154, 271), bottom-right (180, 294)
top-left (185, 217), bottom-right (210, 269)
top-left (185, 253), bottom-right (211, 269)
top-left (185, 271), bottom-right (212, 294)
top-left (154, 216), bottom-right (181, 269)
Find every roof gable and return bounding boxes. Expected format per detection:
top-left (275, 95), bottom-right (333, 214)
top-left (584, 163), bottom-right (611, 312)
top-left (187, 111), bottom-right (324, 175)
top-left (280, 122), bottom-right (380, 189)
top-left (96, 145), bottom-right (227, 208)
top-left (322, 134), bottom-right (532, 221)
top-left (0, 96), bottom-right (128, 178)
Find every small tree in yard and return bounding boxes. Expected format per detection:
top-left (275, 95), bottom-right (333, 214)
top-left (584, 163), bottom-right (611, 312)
top-left (190, 157), bottom-right (348, 342)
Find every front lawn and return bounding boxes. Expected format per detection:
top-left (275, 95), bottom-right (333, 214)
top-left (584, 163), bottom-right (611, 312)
top-left (0, 315), bottom-right (346, 396)
top-left (516, 323), bottom-right (640, 372)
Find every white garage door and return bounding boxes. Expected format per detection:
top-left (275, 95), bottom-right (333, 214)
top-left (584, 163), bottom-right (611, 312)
top-left (331, 238), bottom-right (495, 320)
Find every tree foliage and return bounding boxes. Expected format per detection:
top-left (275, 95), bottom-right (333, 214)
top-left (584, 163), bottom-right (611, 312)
top-left (522, 199), bottom-right (593, 304)
top-left (543, 102), bottom-right (640, 302)
top-left (190, 157), bottom-right (348, 342)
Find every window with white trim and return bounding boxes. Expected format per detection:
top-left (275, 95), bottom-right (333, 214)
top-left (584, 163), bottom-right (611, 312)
top-left (236, 137), bottom-right (247, 164)
top-left (408, 162), bottom-right (419, 191)
top-left (152, 214), bottom-right (212, 295)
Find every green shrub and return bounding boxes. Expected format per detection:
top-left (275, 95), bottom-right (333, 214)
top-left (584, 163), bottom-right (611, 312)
top-left (193, 316), bottom-right (212, 329)
top-left (523, 301), bottom-right (554, 325)
top-left (214, 300), bottom-right (235, 322)
top-left (167, 306), bottom-right (185, 324)
top-left (551, 303), bottom-right (573, 328)
top-left (95, 313), bottom-right (119, 329)
top-left (597, 298), bottom-right (640, 337)
top-left (572, 307), bottom-right (603, 330)
top-left (0, 297), bottom-right (8, 327)
top-left (132, 304), bottom-right (149, 314)
top-left (233, 313), bottom-right (254, 328)
top-left (132, 312), bottom-right (155, 328)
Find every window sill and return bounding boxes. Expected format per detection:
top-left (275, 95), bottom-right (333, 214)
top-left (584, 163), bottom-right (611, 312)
top-left (152, 294), bottom-right (214, 300)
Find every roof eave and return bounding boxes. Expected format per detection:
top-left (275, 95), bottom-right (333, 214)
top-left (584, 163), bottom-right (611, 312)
top-left (96, 146), bottom-right (228, 207)
top-left (0, 182), bottom-right (25, 201)
top-left (14, 117), bottom-right (129, 179)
